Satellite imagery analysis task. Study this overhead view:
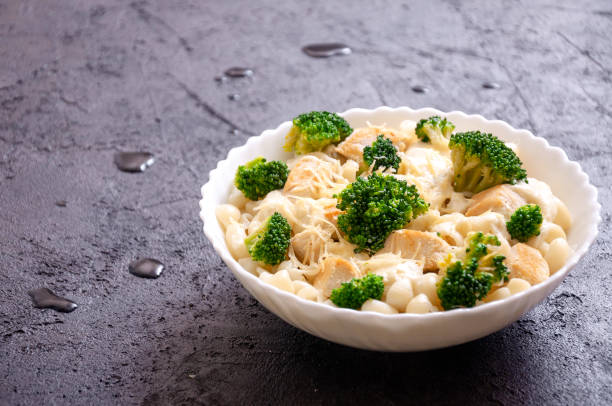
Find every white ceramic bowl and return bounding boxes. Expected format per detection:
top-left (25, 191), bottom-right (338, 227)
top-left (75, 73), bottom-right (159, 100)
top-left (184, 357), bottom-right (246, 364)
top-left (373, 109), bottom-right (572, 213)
top-left (199, 107), bottom-right (601, 351)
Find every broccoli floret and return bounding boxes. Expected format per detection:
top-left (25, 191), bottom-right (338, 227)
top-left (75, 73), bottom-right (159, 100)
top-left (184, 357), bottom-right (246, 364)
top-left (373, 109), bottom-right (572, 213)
top-left (235, 157), bottom-right (289, 200)
top-left (284, 111), bottom-right (353, 154)
top-left (491, 255), bottom-right (509, 283)
top-left (330, 274), bottom-right (384, 309)
top-left (449, 131), bottom-right (527, 194)
top-left (437, 232), bottom-right (509, 310)
top-left (415, 116), bottom-right (455, 143)
top-left (437, 260), bottom-right (493, 310)
top-left (335, 173), bottom-right (429, 254)
top-left (506, 204), bottom-right (543, 242)
top-left (244, 212), bottom-right (291, 265)
top-left (465, 232), bottom-right (501, 262)
top-left (362, 134), bottom-right (401, 173)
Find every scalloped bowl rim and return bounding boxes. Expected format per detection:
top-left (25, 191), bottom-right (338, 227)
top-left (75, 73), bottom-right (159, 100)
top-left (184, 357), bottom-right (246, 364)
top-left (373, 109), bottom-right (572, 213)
top-left (199, 106), bottom-right (601, 350)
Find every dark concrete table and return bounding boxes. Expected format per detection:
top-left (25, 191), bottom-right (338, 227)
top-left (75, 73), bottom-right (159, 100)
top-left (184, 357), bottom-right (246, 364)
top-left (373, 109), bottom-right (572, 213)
top-left (1, 1), bottom-right (610, 404)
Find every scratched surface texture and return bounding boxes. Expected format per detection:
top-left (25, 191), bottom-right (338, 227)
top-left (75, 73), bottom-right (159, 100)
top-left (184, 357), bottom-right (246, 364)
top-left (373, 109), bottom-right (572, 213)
top-left (1, 1), bottom-right (611, 405)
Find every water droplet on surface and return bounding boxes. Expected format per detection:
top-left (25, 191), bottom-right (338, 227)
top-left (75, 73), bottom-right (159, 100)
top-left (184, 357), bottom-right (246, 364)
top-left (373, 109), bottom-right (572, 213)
top-left (302, 43), bottom-right (351, 58)
top-left (482, 81), bottom-right (501, 89)
top-left (55, 200), bottom-right (67, 207)
top-left (214, 76), bottom-right (227, 83)
top-left (28, 288), bottom-right (78, 313)
top-left (228, 93), bottom-right (240, 101)
top-left (114, 152), bottom-right (154, 173)
top-left (224, 67), bottom-right (254, 78)
top-left (411, 85), bottom-right (429, 94)
top-left (129, 258), bottom-right (164, 279)
top-left (230, 129), bottom-right (240, 135)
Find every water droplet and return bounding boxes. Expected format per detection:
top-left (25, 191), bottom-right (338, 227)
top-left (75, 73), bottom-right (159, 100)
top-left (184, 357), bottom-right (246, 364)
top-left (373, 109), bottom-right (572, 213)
top-left (114, 152), bottom-right (154, 173)
top-left (230, 129), bottom-right (240, 135)
top-left (224, 67), bottom-right (254, 78)
top-left (55, 200), bottom-right (67, 207)
top-left (228, 94), bottom-right (240, 101)
top-left (214, 76), bottom-right (227, 83)
top-left (411, 85), bottom-right (429, 94)
top-left (302, 43), bottom-right (351, 58)
top-left (28, 288), bottom-right (78, 313)
top-left (482, 81), bottom-right (501, 89)
top-left (129, 258), bottom-right (164, 279)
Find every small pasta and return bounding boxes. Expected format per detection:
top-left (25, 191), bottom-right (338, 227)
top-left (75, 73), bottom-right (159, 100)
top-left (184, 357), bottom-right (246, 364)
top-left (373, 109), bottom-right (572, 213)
top-left (413, 273), bottom-right (440, 307)
top-left (540, 222), bottom-right (567, 243)
top-left (228, 185), bottom-right (249, 209)
top-left (386, 279), bottom-right (415, 311)
top-left (545, 238), bottom-right (570, 274)
top-left (554, 199), bottom-right (572, 231)
top-left (405, 293), bottom-right (435, 314)
top-left (260, 270), bottom-right (294, 293)
top-left (278, 260), bottom-right (306, 281)
top-left (362, 299), bottom-right (399, 314)
top-left (238, 257), bottom-right (258, 275)
top-left (484, 287), bottom-right (511, 303)
top-left (529, 222), bottom-right (567, 261)
top-left (530, 238), bottom-right (550, 259)
top-left (297, 285), bottom-right (320, 301)
top-left (239, 212), bottom-right (253, 227)
top-left (292, 280), bottom-right (312, 293)
top-left (225, 222), bottom-right (248, 258)
top-left (507, 278), bottom-right (531, 295)
top-left (215, 204), bottom-right (241, 231)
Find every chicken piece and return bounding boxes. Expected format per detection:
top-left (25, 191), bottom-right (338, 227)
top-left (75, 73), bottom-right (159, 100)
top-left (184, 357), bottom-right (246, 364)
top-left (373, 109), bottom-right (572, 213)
top-left (319, 198), bottom-right (342, 233)
top-left (335, 128), bottom-right (378, 164)
top-left (506, 243), bottom-right (550, 285)
top-left (291, 228), bottom-right (328, 265)
top-left (335, 127), bottom-right (413, 166)
top-left (284, 155), bottom-right (344, 199)
top-left (465, 184), bottom-right (526, 218)
top-left (381, 230), bottom-right (450, 272)
top-left (324, 206), bottom-right (341, 224)
top-left (312, 256), bottom-right (361, 297)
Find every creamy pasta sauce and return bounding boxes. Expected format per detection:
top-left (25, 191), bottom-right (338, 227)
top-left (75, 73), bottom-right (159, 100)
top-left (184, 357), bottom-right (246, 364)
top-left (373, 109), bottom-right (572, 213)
top-left (216, 121), bottom-right (572, 314)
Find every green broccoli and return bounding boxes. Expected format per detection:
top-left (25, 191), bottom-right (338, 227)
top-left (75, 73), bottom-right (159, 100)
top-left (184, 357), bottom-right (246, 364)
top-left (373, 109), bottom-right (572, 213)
top-left (437, 232), bottom-right (509, 310)
top-left (330, 274), bottom-right (384, 309)
top-left (464, 232), bottom-right (501, 262)
top-left (491, 255), bottom-right (509, 283)
top-left (506, 204), bottom-right (543, 242)
top-left (415, 115), bottom-right (455, 143)
top-left (235, 157), bottom-right (289, 200)
top-left (335, 173), bottom-right (429, 254)
top-left (244, 212), bottom-right (291, 265)
top-left (449, 131), bottom-right (527, 194)
top-left (283, 111), bottom-right (353, 154)
top-left (362, 134), bottom-right (401, 173)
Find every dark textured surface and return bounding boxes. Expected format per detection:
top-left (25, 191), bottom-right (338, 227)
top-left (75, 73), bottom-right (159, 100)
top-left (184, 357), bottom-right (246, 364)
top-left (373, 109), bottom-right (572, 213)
top-left (1, 1), bottom-right (610, 405)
